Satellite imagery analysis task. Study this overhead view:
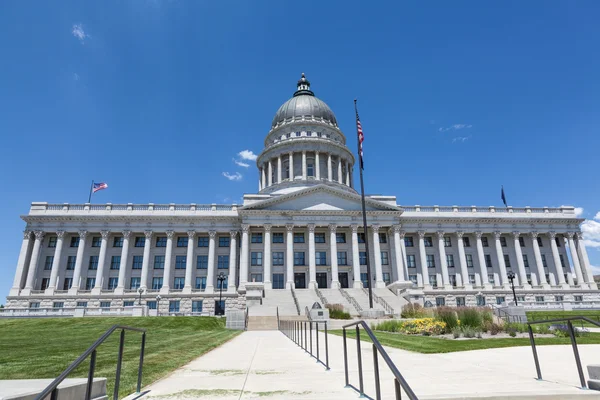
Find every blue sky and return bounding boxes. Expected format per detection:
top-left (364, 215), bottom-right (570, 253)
top-left (1, 1), bottom-right (600, 300)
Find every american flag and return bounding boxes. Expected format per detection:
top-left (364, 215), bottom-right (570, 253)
top-left (355, 106), bottom-right (364, 170)
top-left (92, 182), bottom-right (108, 193)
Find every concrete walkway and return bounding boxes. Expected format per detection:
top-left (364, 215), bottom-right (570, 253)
top-left (135, 330), bottom-right (600, 399)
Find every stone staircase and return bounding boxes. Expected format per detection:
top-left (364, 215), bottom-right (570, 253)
top-left (248, 289), bottom-right (299, 317)
top-left (320, 288), bottom-right (360, 316)
top-left (345, 288), bottom-right (387, 314)
top-left (293, 288), bottom-right (322, 314)
top-left (373, 287), bottom-right (409, 315)
top-left (246, 316), bottom-right (279, 331)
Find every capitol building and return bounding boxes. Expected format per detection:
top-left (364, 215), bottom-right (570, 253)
top-left (5, 74), bottom-right (599, 317)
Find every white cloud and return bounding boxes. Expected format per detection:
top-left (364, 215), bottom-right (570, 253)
top-left (452, 136), bottom-right (470, 143)
top-left (582, 216), bottom-right (600, 249)
top-left (72, 24), bottom-right (88, 43)
top-left (595, 212), bottom-right (600, 221)
top-left (561, 205), bottom-right (584, 217)
top-left (233, 159), bottom-right (250, 168)
top-left (73, 73), bottom-right (80, 81)
top-left (591, 264), bottom-right (600, 274)
top-left (439, 124), bottom-right (472, 132)
top-left (222, 172), bottom-right (242, 181)
top-left (238, 150), bottom-right (258, 161)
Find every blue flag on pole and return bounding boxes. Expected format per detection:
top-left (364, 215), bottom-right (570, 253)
top-left (501, 186), bottom-right (508, 207)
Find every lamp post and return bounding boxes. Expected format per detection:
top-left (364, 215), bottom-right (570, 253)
top-left (507, 271), bottom-right (518, 306)
top-left (217, 272), bottom-right (226, 316)
top-left (138, 287), bottom-right (144, 306)
top-left (156, 294), bottom-right (161, 316)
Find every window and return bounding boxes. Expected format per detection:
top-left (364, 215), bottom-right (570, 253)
top-left (251, 233), bottom-right (263, 243)
top-left (217, 277), bottom-right (228, 290)
top-left (169, 301), bottom-right (180, 313)
top-left (175, 255), bottom-right (187, 269)
top-left (429, 275), bottom-right (437, 288)
top-left (488, 274), bottom-right (495, 284)
top-left (198, 236), bottom-right (209, 247)
top-left (542, 254), bottom-right (548, 268)
top-left (53, 302), bottom-right (64, 309)
top-left (156, 236), bottom-right (167, 247)
top-left (500, 237), bottom-right (507, 247)
top-left (85, 278), bottom-right (95, 290)
top-left (294, 233), bottom-right (305, 243)
top-left (174, 277), bottom-right (185, 289)
top-left (407, 255), bottom-right (416, 268)
top-left (555, 295), bottom-right (564, 302)
top-left (273, 252), bottom-right (284, 266)
top-left (359, 251), bottom-right (367, 265)
top-left (449, 274), bottom-right (457, 287)
top-left (130, 277), bottom-right (140, 289)
top-left (361, 273), bottom-right (369, 287)
top-left (383, 272), bottom-right (391, 284)
top-left (135, 237), bottom-right (145, 247)
top-left (574, 295), bottom-right (583, 303)
top-left (466, 254), bottom-right (474, 267)
top-left (307, 161), bottom-right (314, 176)
top-left (526, 274), bottom-right (532, 284)
top-left (272, 233), bottom-right (284, 243)
top-left (70, 237), bottom-right (80, 247)
top-left (152, 277), bottom-right (163, 290)
top-left (294, 252), bottom-right (305, 266)
top-left (404, 236), bottom-right (414, 247)
top-left (485, 255), bottom-right (492, 268)
top-left (446, 254), bottom-right (454, 267)
top-left (463, 237), bottom-right (471, 247)
top-left (315, 233), bottom-right (326, 243)
top-left (456, 297), bottom-right (466, 306)
top-left (192, 300), bottom-right (203, 313)
top-left (503, 254), bottom-right (511, 268)
top-left (197, 255), bottom-right (208, 269)
top-left (436, 297), bottom-right (446, 306)
top-left (378, 233), bottom-right (387, 243)
top-left (44, 256), bottom-right (54, 270)
top-left (537, 237), bottom-right (543, 247)
top-left (110, 256), bottom-right (121, 270)
top-left (177, 236), bottom-right (188, 247)
top-left (496, 296), bottom-right (505, 305)
top-left (219, 236), bottom-right (230, 247)
top-left (99, 301), bottom-right (111, 309)
top-left (218, 255), bottom-right (229, 269)
top-left (123, 301), bottom-right (134, 307)
top-left (108, 277), bottom-right (118, 290)
top-left (426, 254), bottom-right (435, 268)
top-left (67, 256), bottom-right (76, 270)
top-left (41, 278), bottom-right (50, 290)
top-left (154, 255), bottom-right (165, 269)
top-left (469, 274), bottom-right (476, 284)
top-left (482, 237), bottom-right (489, 247)
top-left (381, 252), bottom-right (389, 265)
top-left (555, 237), bottom-right (562, 247)
top-left (147, 301), bottom-right (157, 310)
top-left (517, 296), bottom-right (526, 302)
top-left (48, 236), bottom-right (57, 248)
top-left (337, 252), bottom-right (347, 265)
top-left (92, 236), bottom-right (102, 247)
top-left (444, 237), bottom-right (452, 247)
top-left (63, 278), bottom-right (73, 290)
top-left (523, 255), bottom-right (529, 268)
top-left (273, 273), bottom-right (285, 289)
top-left (88, 256), bottom-right (98, 270)
top-left (545, 273), bottom-right (550, 283)
top-left (409, 275), bottom-right (418, 285)
top-left (195, 277), bottom-right (206, 290)
top-left (113, 236), bottom-right (123, 247)
top-left (250, 273), bottom-right (263, 282)
top-left (535, 296), bottom-right (544, 303)
top-left (519, 237), bottom-right (525, 247)
top-left (424, 237), bottom-right (433, 247)
top-left (560, 255), bottom-right (566, 269)
top-left (336, 233), bottom-right (346, 243)
top-left (251, 252), bottom-right (263, 266)
top-left (133, 256), bottom-right (143, 269)
top-left (358, 233), bottom-right (366, 243)
top-left (76, 301), bottom-right (87, 308)
top-left (476, 295), bottom-right (486, 306)
top-left (30, 302), bottom-right (40, 309)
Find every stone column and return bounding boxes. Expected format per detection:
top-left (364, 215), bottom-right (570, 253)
top-left (10, 230), bottom-right (33, 296)
top-left (277, 156), bottom-right (282, 183)
top-left (308, 224), bottom-right (317, 288)
top-left (392, 226), bottom-right (406, 281)
top-left (69, 230), bottom-right (88, 294)
top-left (139, 230), bottom-right (153, 292)
top-left (351, 225), bottom-right (362, 288)
top-left (115, 230), bottom-right (131, 294)
top-left (239, 224), bottom-right (250, 290)
top-left (417, 231), bottom-right (430, 289)
top-left (92, 230), bottom-right (110, 294)
top-left (493, 232), bottom-right (509, 289)
top-left (160, 231), bottom-right (174, 294)
top-left (327, 153), bottom-right (332, 181)
top-left (548, 232), bottom-right (568, 288)
top-left (346, 160), bottom-right (350, 186)
top-left (437, 231), bottom-right (451, 289)
top-left (329, 225), bottom-right (340, 288)
top-left (399, 230), bottom-right (409, 281)
top-left (512, 232), bottom-right (530, 289)
top-left (315, 152), bottom-right (320, 180)
top-left (23, 230), bottom-right (45, 294)
top-left (372, 225), bottom-right (385, 288)
top-left (228, 231), bottom-right (238, 292)
top-left (566, 232), bottom-right (586, 288)
top-left (263, 225), bottom-right (272, 289)
top-left (475, 231), bottom-right (491, 288)
top-left (46, 231), bottom-right (65, 294)
top-left (302, 151), bottom-right (307, 180)
top-left (261, 166), bottom-right (267, 189)
top-left (576, 232), bottom-right (597, 289)
top-left (286, 224), bottom-right (294, 288)
top-left (205, 231), bottom-right (216, 293)
top-left (456, 231), bottom-right (471, 290)
top-left (183, 230), bottom-right (196, 293)
top-left (530, 232), bottom-right (549, 289)
top-left (289, 152), bottom-right (294, 181)
top-left (337, 158), bottom-right (343, 184)
top-left (268, 160), bottom-right (273, 187)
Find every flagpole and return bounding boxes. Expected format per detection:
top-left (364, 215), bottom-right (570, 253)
top-left (355, 99), bottom-right (374, 310)
top-left (88, 180), bottom-right (94, 203)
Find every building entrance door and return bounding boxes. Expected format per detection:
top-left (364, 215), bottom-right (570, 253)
top-left (316, 272), bottom-right (327, 288)
top-left (294, 273), bottom-right (306, 289)
top-left (338, 272), bottom-right (349, 288)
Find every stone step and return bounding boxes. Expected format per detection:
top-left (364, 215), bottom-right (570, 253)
top-left (246, 316), bottom-right (279, 331)
top-left (0, 378), bottom-right (107, 400)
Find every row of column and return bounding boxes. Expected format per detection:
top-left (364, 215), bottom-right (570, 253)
top-left (259, 151), bottom-right (352, 190)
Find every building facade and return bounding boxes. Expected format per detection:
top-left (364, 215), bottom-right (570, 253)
top-left (5, 74), bottom-right (600, 315)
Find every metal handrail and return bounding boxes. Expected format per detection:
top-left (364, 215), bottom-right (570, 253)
top-left (527, 316), bottom-right (600, 389)
top-left (305, 306), bottom-right (312, 321)
top-left (339, 288), bottom-right (362, 313)
top-left (290, 287), bottom-right (301, 315)
top-left (314, 286), bottom-right (329, 306)
top-left (342, 320), bottom-right (418, 400)
top-left (279, 317), bottom-right (329, 370)
top-left (245, 307), bottom-right (249, 330)
top-left (35, 325), bottom-right (146, 400)
top-left (363, 288), bottom-right (395, 315)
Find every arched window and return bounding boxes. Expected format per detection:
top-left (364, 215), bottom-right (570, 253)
top-left (283, 160), bottom-right (290, 180)
top-left (307, 158), bottom-right (315, 177)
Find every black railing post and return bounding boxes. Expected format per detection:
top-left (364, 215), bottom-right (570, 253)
top-left (394, 378), bottom-right (402, 400)
top-left (309, 321), bottom-right (313, 356)
top-left (304, 322), bottom-right (307, 351)
top-left (316, 322), bottom-right (320, 361)
top-left (324, 321), bottom-right (329, 370)
top-left (85, 349), bottom-right (96, 400)
top-left (343, 327), bottom-right (349, 387)
top-left (567, 320), bottom-right (587, 389)
top-left (113, 329), bottom-right (126, 400)
top-left (137, 332), bottom-right (146, 393)
top-left (50, 388), bottom-right (58, 400)
top-left (356, 325), bottom-right (364, 396)
top-left (373, 343), bottom-right (381, 400)
top-left (528, 325), bottom-right (542, 380)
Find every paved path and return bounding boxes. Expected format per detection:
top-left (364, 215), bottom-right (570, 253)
top-left (135, 330), bottom-right (600, 399)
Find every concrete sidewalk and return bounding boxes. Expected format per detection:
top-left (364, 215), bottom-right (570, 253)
top-left (134, 330), bottom-right (600, 399)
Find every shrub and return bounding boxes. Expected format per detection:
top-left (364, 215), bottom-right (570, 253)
top-left (457, 308), bottom-right (483, 329)
top-left (326, 304), bottom-right (344, 312)
top-left (535, 324), bottom-right (551, 334)
top-left (373, 320), bottom-right (402, 332)
top-left (489, 323), bottom-right (502, 335)
top-left (509, 330), bottom-right (517, 337)
top-left (434, 307), bottom-right (458, 332)
top-left (481, 308), bottom-right (494, 324)
top-left (329, 309), bottom-right (352, 320)
top-left (461, 326), bottom-right (479, 338)
top-left (452, 326), bottom-right (461, 338)
top-left (401, 303), bottom-right (429, 319)
top-left (505, 322), bottom-right (528, 333)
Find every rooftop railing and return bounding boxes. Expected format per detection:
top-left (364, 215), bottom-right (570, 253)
top-left (400, 205), bottom-right (575, 215)
top-left (31, 202), bottom-right (238, 213)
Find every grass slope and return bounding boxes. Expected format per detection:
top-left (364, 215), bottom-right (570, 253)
top-left (527, 310), bottom-right (600, 327)
top-left (0, 317), bottom-right (240, 399)
top-left (331, 330), bottom-right (600, 354)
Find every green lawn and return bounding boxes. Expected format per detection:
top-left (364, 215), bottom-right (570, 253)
top-left (0, 317), bottom-right (240, 399)
top-left (527, 310), bottom-right (600, 327)
top-left (330, 329), bottom-right (600, 354)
